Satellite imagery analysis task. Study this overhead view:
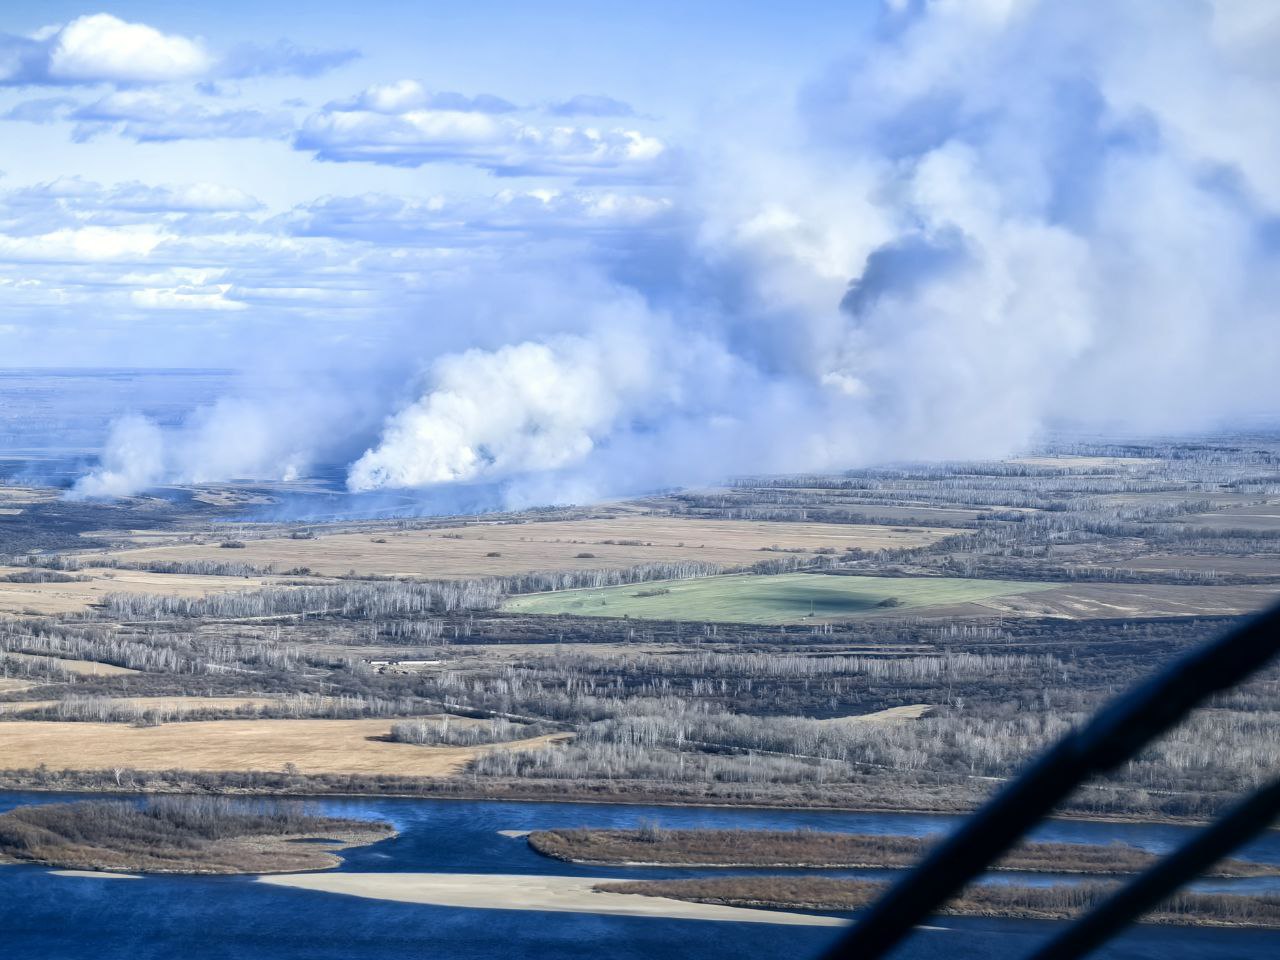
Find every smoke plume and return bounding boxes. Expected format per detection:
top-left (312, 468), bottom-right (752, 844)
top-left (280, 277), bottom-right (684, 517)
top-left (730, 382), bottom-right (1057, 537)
top-left (75, 1), bottom-right (1280, 505)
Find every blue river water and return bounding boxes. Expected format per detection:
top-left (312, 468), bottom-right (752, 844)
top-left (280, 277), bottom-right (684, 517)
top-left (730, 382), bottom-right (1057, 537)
top-left (0, 791), bottom-right (1277, 959)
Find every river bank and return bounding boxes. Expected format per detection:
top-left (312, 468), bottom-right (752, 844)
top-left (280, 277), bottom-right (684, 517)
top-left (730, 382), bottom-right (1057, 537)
top-left (0, 767), bottom-right (1260, 831)
top-left (1, 789), bottom-right (1277, 960)
top-left (525, 828), bottom-right (1278, 876)
top-left (596, 877), bottom-right (1280, 929)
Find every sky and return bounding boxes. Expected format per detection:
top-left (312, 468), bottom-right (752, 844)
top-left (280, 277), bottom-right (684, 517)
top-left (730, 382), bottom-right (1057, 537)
top-left (2, 2), bottom-right (1279, 503)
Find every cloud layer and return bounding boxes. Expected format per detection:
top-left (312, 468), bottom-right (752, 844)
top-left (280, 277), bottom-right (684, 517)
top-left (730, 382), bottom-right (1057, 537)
top-left (0, 13), bottom-right (356, 87)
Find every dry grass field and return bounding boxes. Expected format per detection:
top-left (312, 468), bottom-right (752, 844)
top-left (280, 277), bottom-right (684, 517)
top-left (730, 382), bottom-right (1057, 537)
top-left (961, 583), bottom-right (1280, 619)
top-left (98, 516), bottom-right (952, 579)
top-left (817, 704), bottom-right (931, 725)
top-left (1179, 502), bottom-right (1280, 532)
top-left (0, 718), bottom-right (567, 776)
top-left (0, 566), bottom-right (294, 615)
top-left (3, 651), bottom-right (139, 676)
top-left (1091, 554), bottom-right (1280, 576)
top-left (0, 486), bottom-right (57, 507)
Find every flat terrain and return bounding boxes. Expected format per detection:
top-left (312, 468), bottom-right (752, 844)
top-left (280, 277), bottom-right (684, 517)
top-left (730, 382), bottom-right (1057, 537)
top-left (98, 517), bottom-right (951, 579)
top-left (525, 828), bottom-right (1276, 876)
top-left (2, 651), bottom-right (139, 676)
top-left (258, 872), bottom-right (844, 926)
top-left (1179, 502), bottom-right (1280, 532)
top-left (0, 719), bottom-right (565, 776)
top-left (0, 695), bottom-right (290, 716)
top-left (502, 573), bottom-right (1055, 624)
top-left (966, 583), bottom-right (1280, 619)
top-left (0, 799), bottom-right (394, 874)
top-left (0, 566), bottom-right (289, 615)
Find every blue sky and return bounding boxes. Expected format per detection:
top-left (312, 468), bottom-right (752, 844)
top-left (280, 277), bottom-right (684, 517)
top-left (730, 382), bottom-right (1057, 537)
top-left (2, 4), bottom-right (1279, 501)
top-left (0, 3), bottom-right (879, 369)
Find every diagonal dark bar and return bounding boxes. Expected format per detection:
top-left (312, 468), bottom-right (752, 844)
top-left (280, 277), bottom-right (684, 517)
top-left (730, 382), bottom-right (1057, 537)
top-left (819, 603), bottom-right (1280, 960)
top-left (1026, 775), bottom-right (1280, 960)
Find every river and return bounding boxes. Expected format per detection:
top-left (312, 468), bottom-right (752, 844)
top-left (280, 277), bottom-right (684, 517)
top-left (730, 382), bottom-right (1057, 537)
top-left (1, 791), bottom-right (1278, 959)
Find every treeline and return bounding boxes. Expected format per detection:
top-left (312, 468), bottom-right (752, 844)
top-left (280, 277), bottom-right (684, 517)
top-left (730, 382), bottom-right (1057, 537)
top-left (9, 692), bottom-right (432, 725)
top-left (389, 716), bottom-right (557, 746)
top-left (529, 828), bottom-right (1274, 877)
top-left (0, 797), bottom-right (393, 874)
top-left (595, 876), bottom-right (1280, 927)
top-left (102, 579), bottom-right (505, 620)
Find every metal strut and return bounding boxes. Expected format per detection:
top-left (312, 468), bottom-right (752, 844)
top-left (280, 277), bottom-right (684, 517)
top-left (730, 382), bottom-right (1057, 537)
top-left (819, 603), bottom-right (1280, 960)
top-left (1026, 775), bottom-right (1280, 960)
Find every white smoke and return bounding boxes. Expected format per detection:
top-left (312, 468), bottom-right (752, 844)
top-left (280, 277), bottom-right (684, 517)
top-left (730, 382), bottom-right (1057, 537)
top-left (74, 1), bottom-right (1280, 503)
top-left (348, 331), bottom-right (659, 491)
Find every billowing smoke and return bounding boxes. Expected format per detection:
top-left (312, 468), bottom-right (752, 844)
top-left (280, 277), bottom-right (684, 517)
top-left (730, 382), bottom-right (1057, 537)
top-left (348, 333), bottom-right (655, 490)
top-left (75, 1), bottom-right (1280, 504)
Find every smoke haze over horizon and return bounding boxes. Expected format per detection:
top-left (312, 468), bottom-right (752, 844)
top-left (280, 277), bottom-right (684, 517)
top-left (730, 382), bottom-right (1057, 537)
top-left (1, 3), bottom-right (1277, 508)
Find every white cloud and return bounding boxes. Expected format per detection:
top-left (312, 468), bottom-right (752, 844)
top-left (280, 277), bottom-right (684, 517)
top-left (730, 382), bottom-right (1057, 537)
top-left (70, 90), bottom-right (292, 142)
top-left (0, 14), bottom-right (357, 87)
top-left (295, 80), bottom-right (669, 179)
top-left (48, 13), bottom-right (212, 84)
top-left (131, 284), bottom-right (246, 311)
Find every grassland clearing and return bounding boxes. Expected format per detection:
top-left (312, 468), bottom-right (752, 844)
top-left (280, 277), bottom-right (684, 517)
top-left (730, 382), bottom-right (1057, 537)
top-left (0, 695), bottom-right (290, 716)
top-left (0, 566), bottom-right (292, 616)
top-left (0, 718), bottom-right (567, 776)
top-left (1178, 502), bottom-right (1280, 532)
top-left (502, 573), bottom-right (1055, 624)
top-left (817, 704), bottom-right (931, 725)
top-left (3, 651), bottom-right (139, 676)
top-left (98, 517), bottom-right (951, 580)
top-left (969, 583), bottom-right (1279, 619)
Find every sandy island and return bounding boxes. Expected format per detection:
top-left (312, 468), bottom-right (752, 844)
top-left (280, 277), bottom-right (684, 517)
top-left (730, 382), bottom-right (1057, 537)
top-left (258, 872), bottom-right (846, 927)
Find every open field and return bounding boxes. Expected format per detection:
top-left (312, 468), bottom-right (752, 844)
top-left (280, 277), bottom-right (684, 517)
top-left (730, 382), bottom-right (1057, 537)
top-left (0, 566), bottom-right (294, 615)
top-left (1179, 502), bottom-right (1280, 533)
top-left (3, 651), bottom-right (139, 676)
top-left (0, 719), bottom-right (567, 776)
top-left (817, 704), bottom-right (931, 725)
top-left (1090, 554), bottom-right (1280, 577)
top-left (963, 583), bottom-right (1280, 619)
top-left (3, 434), bottom-right (1280, 823)
top-left (98, 516), bottom-right (952, 579)
top-left (0, 695), bottom-right (290, 716)
top-left (258, 872), bottom-right (844, 926)
top-left (502, 573), bottom-right (1056, 623)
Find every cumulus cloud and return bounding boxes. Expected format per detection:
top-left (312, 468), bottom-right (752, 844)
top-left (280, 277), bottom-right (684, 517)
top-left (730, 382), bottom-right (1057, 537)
top-left (295, 79), bottom-right (668, 179)
top-left (0, 13), bottom-right (355, 87)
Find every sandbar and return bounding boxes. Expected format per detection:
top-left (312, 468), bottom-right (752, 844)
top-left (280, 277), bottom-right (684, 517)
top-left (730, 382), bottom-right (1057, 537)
top-left (258, 872), bottom-right (845, 926)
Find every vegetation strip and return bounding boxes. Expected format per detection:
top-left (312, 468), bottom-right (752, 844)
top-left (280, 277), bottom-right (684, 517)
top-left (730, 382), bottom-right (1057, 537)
top-left (0, 798), bottom-right (394, 874)
top-left (527, 828), bottom-right (1278, 877)
top-left (595, 877), bottom-right (1280, 928)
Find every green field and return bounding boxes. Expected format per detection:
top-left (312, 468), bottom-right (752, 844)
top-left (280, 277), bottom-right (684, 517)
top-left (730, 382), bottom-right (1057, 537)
top-left (501, 573), bottom-right (1057, 624)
